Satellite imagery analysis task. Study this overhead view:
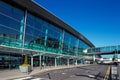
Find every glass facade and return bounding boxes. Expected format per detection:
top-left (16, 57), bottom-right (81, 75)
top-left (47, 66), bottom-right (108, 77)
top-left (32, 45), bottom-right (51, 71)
top-left (0, 1), bottom-right (90, 55)
top-left (78, 40), bottom-right (89, 56)
top-left (0, 1), bottom-right (92, 69)
top-left (0, 1), bottom-right (24, 48)
top-left (87, 45), bottom-right (120, 53)
top-left (62, 32), bottom-right (77, 56)
top-left (25, 13), bottom-right (62, 53)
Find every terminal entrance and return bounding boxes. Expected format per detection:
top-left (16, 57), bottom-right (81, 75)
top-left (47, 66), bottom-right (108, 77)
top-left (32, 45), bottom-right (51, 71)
top-left (0, 52), bottom-right (78, 70)
top-left (0, 52), bottom-right (23, 70)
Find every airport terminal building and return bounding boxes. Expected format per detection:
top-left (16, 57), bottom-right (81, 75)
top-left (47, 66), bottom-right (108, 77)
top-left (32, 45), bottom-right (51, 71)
top-left (0, 0), bottom-right (94, 69)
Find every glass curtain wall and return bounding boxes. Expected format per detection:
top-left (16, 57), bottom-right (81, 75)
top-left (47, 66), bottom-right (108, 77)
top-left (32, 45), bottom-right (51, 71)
top-left (78, 40), bottom-right (89, 56)
top-left (0, 53), bottom-right (23, 70)
top-left (0, 1), bottom-right (24, 69)
top-left (0, 1), bottom-right (24, 48)
top-left (0, 1), bottom-right (90, 56)
top-left (25, 13), bottom-right (62, 53)
top-left (0, 1), bottom-right (92, 68)
top-left (77, 40), bottom-right (89, 64)
top-left (69, 35), bottom-right (77, 56)
top-left (25, 13), bottom-right (63, 66)
top-left (62, 32), bottom-right (77, 56)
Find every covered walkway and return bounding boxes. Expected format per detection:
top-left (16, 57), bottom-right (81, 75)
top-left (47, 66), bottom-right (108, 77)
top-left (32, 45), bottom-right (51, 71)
top-left (86, 45), bottom-right (120, 55)
top-left (0, 44), bottom-right (82, 70)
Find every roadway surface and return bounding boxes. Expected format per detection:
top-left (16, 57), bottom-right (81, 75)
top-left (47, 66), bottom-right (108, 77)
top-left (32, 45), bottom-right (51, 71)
top-left (13, 64), bottom-right (108, 80)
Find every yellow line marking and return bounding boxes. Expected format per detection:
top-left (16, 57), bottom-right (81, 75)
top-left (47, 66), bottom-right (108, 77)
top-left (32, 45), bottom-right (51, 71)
top-left (104, 66), bottom-right (110, 80)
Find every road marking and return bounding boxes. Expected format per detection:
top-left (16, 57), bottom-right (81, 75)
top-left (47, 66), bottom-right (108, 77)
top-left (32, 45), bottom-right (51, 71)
top-left (88, 75), bottom-right (95, 78)
top-left (14, 76), bottom-right (45, 80)
top-left (31, 78), bottom-right (45, 80)
top-left (112, 66), bottom-right (117, 74)
top-left (62, 73), bottom-right (66, 74)
top-left (104, 66), bottom-right (110, 80)
top-left (14, 76), bottom-right (32, 80)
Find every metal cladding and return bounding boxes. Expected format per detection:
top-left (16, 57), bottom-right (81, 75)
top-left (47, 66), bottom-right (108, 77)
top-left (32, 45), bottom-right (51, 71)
top-left (4, 0), bottom-right (95, 47)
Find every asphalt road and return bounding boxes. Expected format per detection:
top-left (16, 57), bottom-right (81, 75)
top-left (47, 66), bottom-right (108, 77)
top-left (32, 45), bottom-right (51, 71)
top-left (31, 64), bottom-right (108, 80)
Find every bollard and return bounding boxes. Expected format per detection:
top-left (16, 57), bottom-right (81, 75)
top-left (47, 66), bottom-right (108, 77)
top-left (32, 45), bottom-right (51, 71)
top-left (47, 73), bottom-right (51, 79)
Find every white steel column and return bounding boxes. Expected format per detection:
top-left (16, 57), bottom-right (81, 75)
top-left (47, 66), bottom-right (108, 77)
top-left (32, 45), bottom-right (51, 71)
top-left (44, 29), bottom-right (48, 51)
top-left (39, 55), bottom-right (41, 69)
top-left (55, 57), bottom-right (57, 67)
top-left (67, 58), bottom-right (69, 67)
top-left (22, 10), bottom-right (27, 51)
top-left (31, 56), bottom-right (33, 70)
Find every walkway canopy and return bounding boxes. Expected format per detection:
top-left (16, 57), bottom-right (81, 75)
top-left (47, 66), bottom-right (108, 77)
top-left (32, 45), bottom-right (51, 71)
top-left (0, 45), bottom-right (82, 59)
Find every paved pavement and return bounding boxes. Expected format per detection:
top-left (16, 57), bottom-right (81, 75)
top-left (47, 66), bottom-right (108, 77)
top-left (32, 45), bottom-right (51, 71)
top-left (0, 64), bottom-right (90, 80)
top-left (13, 64), bottom-right (108, 80)
top-left (31, 64), bottom-right (108, 80)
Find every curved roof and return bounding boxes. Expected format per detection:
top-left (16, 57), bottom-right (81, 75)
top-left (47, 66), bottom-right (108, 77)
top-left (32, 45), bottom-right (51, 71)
top-left (4, 0), bottom-right (95, 47)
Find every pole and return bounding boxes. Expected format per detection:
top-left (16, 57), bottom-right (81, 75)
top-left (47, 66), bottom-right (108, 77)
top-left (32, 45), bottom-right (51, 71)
top-left (39, 55), bottom-right (41, 69)
top-left (67, 58), bottom-right (69, 67)
top-left (31, 56), bottom-right (33, 70)
top-left (55, 57), bottom-right (57, 67)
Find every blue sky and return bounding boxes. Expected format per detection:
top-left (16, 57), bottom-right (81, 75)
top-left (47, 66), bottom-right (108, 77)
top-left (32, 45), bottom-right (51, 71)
top-left (34, 0), bottom-right (120, 47)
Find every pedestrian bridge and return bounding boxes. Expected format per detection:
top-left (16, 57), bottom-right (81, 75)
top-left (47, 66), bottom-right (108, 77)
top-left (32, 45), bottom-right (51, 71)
top-left (85, 45), bottom-right (120, 55)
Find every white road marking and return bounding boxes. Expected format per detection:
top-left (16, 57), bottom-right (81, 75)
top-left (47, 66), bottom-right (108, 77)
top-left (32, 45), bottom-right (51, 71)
top-left (14, 76), bottom-right (48, 80)
top-left (88, 75), bottom-right (95, 78)
top-left (14, 76), bottom-right (32, 80)
top-left (31, 78), bottom-right (44, 80)
top-left (112, 66), bottom-right (117, 74)
top-left (62, 73), bottom-right (66, 74)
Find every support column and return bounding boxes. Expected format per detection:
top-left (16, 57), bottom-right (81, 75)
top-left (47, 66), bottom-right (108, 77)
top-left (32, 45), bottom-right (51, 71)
top-left (67, 58), bottom-right (69, 67)
top-left (60, 30), bottom-right (65, 54)
top-left (39, 55), bottom-right (41, 69)
top-left (31, 56), bottom-right (33, 70)
top-left (22, 10), bottom-right (27, 49)
top-left (55, 57), bottom-right (57, 67)
top-left (44, 29), bottom-right (48, 51)
top-left (19, 19), bottom-right (24, 48)
top-left (9, 53), bottom-right (11, 70)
